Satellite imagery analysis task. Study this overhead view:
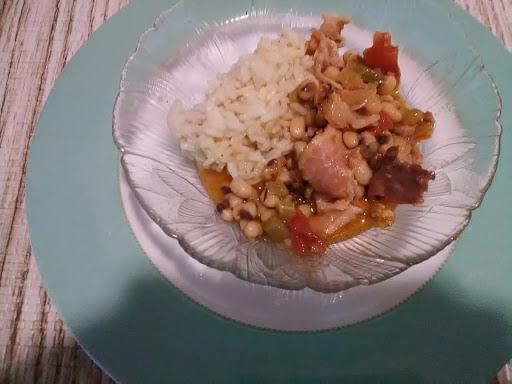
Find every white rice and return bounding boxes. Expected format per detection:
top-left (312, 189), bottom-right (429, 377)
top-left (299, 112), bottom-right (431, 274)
top-left (169, 29), bottom-right (314, 184)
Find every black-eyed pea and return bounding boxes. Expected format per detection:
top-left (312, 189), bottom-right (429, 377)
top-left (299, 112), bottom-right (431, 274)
top-left (364, 94), bottom-right (382, 114)
top-left (380, 95), bottom-right (394, 103)
top-left (297, 204), bottom-right (312, 217)
top-left (378, 74), bottom-right (397, 95)
top-left (378, 132), bottom-right (394, 154)
top-left (220, 208), bottom-right (233, 222)
top-left (290, 116), bottom-right (306, 139)
top-left (262, 192), bottom-right (279, 208)
top-left (242, 201), bottom-right (258, 218)
top-left (244, 221), bottom-right (263, 238)
top-left (360, 131), bottom-right (379, 159)
top-left (230, 178), bottom-right (253, 199)
top-left (381, 102), bottom-right (403, 123)
top-left (226, 193), bottom-right (243, 209)
top-left (249, 188), bottom-right (259, 200)
top-left (297, 81), bottom-right (317, 101)
top-left (232, 204), bottom-right (244, 221)
top-left (342, 131), bottom-right (360, 149)
top-left (239, 219), bottom-right (249, 231)
top-left (354, 159), bottom-right (373, 186)
top-left (361, 131), bottom-right (377, 145)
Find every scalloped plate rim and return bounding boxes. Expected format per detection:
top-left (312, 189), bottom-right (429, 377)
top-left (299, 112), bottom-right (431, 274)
top-left (112, 2), bottom-right (502, 293)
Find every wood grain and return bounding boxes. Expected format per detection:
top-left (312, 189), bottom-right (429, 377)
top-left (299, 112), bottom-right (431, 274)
top-left (0, 0), bottom-right (510, 382)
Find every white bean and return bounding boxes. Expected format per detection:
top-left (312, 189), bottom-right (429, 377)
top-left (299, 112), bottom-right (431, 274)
top-left (365, 94), bottom-right (383, 114)
top-left (361, 131), bottom-right (377, 145)
top-left (378, 74), bottom-right (397, 95)
top-left (342, 131), bottom-right (360, 149)
top-left (242, 201), bottom-right (258, 219)
top-left (297, 204), bottom-right (312, 217)
top-left (381, 102), bottom-right (402, 123)
top-left (289, 116), bottom-right (306, 139)
top-left (380, 95), bottom-right (394, 102)
top-left (230, 178), bottom-right (253, 199)
top-left (239, 219), bottom-right (249, 231)
top-left (378, 132), bottom-right (394, 154)
top-left (227, 193), bottom-right (243, 209)
top-left (261, 192), bottom-right (279, 208)
top-left (220, 208), bottom-right (233, 221)
top-left (232, 204), bottom-right (244, 221)
top-left (354, 159), bottom-right (373, 186)
top-left (244, 221), bottom-right (263, 238)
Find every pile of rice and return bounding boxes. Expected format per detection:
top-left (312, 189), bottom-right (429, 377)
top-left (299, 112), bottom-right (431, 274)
top-left (169, 29), bottom-right (314, 184)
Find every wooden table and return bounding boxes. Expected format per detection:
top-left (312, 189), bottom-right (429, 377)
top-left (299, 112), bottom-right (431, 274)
top-left (0, 0), bottom-right (510, 382)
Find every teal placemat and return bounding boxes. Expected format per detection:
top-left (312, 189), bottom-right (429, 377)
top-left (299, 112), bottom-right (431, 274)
top-left (26, 0), bottom-right (512, 381)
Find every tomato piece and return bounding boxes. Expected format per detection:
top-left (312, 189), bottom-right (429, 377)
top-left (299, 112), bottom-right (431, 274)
top-left (368, 111), bottom-right (394, 136)
top-left (363, 32), bottom-right (400, 80)
top-left (284, 211), bottom-right (326, 255)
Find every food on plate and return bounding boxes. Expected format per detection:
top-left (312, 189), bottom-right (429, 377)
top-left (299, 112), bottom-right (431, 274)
top-left (170, 13), bottom-right (435, 255)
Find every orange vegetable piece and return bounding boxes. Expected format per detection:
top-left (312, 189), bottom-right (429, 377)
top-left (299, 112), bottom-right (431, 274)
top-left (363, 32), bottom-right (400, 81)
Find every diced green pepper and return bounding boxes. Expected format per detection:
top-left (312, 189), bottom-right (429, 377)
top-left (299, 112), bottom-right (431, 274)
top-left (267, 180), bottom-right (289, 198)
top-left (336, 68), bottom-right (363, 90)
top-left (262, 216), bottom-right (289, 243)
top-left (352, 63), bottom-right (384, 83)
top-left (276, 201), bottom-right (295, 220)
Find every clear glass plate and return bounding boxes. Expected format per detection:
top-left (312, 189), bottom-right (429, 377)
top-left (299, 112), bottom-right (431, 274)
top-left (113, 0), bottom-right (501, 293)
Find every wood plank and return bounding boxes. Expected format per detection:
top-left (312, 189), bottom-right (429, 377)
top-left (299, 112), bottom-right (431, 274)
top-left (0, 0), bottom-right (509, 382)
top-left (0, 1), bottom-right (129, 382)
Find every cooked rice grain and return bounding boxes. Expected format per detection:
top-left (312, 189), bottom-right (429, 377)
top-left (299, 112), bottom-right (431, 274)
top-left (169, 29), bottom-right (314, 184)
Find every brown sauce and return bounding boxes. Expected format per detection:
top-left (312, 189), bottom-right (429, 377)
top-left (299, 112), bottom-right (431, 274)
top-left (197, 165), bottom-right (232, 204)
top-left (324, 199), bottom-right (396, 244)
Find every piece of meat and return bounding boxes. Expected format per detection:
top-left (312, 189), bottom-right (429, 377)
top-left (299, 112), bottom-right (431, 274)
top-left (305, 28), bottom-right (321, 55)
top-left (313, 52), bottom-right (343, 90)
top-left (298, 126), bottom-right (356, 200)
top-left (319, 13), bottom-right (350, 44)
top-left (322, 93), bottom-right (380, 130)
top-left (368, 147), bottom-right (435, 204)
top-left (393, 124), bottom-right (416, 137)
top-left (284, 210), bottom-right (326, 255)
top-left (313, 83), bottom-right (331, 107)
top-left (309, 205), bottom-right (363, 237)
top-left (315, 194), bottom-right (351, 213)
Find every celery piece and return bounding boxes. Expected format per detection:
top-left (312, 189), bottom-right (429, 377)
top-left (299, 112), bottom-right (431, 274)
top-left (262, 216), bottom-right (289, 243)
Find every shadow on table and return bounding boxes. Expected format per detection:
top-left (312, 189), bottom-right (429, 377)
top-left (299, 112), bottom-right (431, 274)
top-left (69, 265), bottom-right (512, 383)
top-left (3, 269), bottom-right (510, 383)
